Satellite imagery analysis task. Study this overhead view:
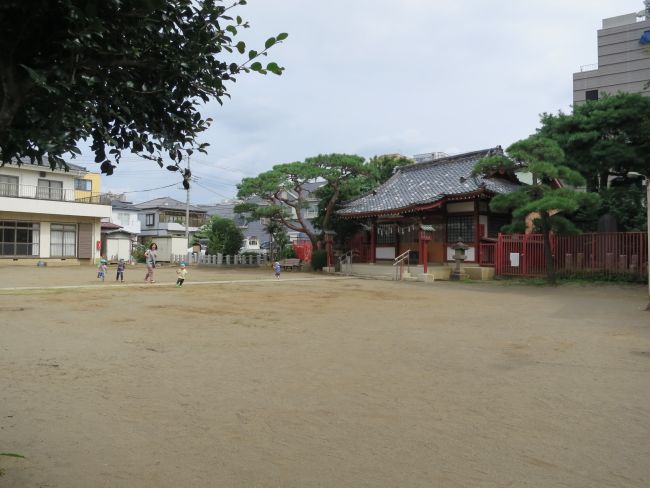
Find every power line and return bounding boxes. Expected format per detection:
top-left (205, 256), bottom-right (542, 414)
top-left (117, 182), bottom-right (180, 194)
top-left (192, 180), bottom-right (233, 200)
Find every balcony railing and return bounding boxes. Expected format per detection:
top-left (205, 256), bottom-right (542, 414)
top-left (158, 213), bottom-right (208, 227)
top-left (0, 183), bottom-right (111, 205)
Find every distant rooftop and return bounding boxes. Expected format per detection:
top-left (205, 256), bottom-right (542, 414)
top-left (135, 197), bottom-right (206, 213)
top-left (412, 152), bottom-right (450, 164)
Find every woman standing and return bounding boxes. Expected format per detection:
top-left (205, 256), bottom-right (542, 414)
top-left (144, 243), bottom-right (158, 283)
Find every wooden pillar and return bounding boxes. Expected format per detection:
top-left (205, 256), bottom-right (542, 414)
top-left (370, 221), bottom-right (376, 263)
top-left (419, 230), bottom-right (430, 274)
top-left (474, 200), bottom-right (480, 264)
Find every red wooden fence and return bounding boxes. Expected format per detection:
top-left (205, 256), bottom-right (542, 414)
top-left (493, 232), bottom-right (647, 278)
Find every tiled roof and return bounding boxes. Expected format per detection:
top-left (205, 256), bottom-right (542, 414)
top-left (338, 147), bottom-right (522, 217)
top-left (111, 200), bottom-right (139, 211)
top-left (4, 159), bottom-right (88, 173)
top-left (135, 197), bottom-right (206, 213)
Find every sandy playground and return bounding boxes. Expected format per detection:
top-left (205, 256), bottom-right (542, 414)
top-left (1, 264), bottom-right (649, 487)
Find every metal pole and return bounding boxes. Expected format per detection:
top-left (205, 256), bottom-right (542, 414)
top-left (646, 180), bottom-right (649, 309)
top-left (185, 155), bottom-right (190, 247)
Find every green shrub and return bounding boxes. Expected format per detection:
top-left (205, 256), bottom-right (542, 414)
top-left (132, 239), bottom-right (152, 263)
top-left (311, 250), bottom-right (327, 271)
top-left (281, 246), bottom-right (297, 259)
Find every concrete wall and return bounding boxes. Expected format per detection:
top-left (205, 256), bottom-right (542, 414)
top-left (573, 15), bottom-right (650, 103)
top-left (105, 238), bottom-right (132, 262)
top-left (147, 236), bottom-right (188, 261)
top-left (0, 195), bottom-right (111, 218)
top-left (110, 209), bottom-right (141, 234)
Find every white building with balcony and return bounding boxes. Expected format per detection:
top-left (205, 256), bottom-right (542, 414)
top-left (0, 162), bottom-right (111, 265)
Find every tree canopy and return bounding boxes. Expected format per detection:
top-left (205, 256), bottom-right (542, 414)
top-left (236, 153), bottom-right (412, 246)
top-left (538, 93), bottom-right (650, 191)
top-left (312, 154), bottom-right (412, 244)
top-left (236, 154), bottom-right (368, 246)
top-left (201, 215), bottom-right (243, 256)
top-left (0, 0), bottom-right (287, 184)
top-left (474, 135), bottom-right (599, 282)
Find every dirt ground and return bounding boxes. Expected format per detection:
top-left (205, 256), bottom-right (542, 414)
top-left (1, 265), bottom-right (649, 488)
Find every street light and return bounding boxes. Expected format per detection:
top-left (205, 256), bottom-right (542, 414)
top-left (627, 172), bottom-right (650, 309)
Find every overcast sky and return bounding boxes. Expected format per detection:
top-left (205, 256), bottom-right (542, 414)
top-left (84, 0), bottom-right (645, 205)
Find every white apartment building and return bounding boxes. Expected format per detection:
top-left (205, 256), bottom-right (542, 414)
top-left (0, 162), bottom-right (111, 265)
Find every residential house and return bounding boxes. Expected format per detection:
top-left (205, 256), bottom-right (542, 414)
top-left (100, 199), bottom-right (142, 262)
top-left (338, 147), bottom-right (521, 265)
top-left (136, 197), bottom-right (208, 259)
top-left (197, 199), bottom-right (269, 253)
top-left (0, 162), bottom-right (111, 264)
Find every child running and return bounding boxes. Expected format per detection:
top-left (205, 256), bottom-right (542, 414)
top-left (116, 258), bottom-right (126, 282)
top-left (176, 262), bottom-right (188, 287)
top-left (273, 261), bottom-right (281, 280)
top-left (97, 259), bottom-right (108, 282)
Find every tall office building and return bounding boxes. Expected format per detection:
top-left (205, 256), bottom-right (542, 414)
top-left (573, 4), bottom-right (650, 104)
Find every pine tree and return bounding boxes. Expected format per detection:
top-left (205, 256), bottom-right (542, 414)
top-left (473, 136), bottom-right (599, 283)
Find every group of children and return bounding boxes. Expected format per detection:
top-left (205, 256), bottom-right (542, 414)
top-left (96, 259), bottom-right (282, 285)
top-left (97, 259), bottom-right (188, 287)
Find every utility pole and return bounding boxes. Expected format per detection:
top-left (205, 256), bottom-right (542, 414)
top-left (185, 154), bottom-right (190, 247)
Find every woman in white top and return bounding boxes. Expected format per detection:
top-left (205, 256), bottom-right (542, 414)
top-left (144, 243), bottom-right (158, 283)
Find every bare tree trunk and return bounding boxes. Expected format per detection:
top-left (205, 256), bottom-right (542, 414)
top-left (540, 212), bottom-right (556, 284)
top-left (322, 184), bottom-right (340, 231)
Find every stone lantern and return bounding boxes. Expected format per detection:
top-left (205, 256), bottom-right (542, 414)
top-left (450, 241), bottom-right (469, 281)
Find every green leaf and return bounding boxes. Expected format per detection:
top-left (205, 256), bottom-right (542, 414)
top-left (248, 49), bottom-right (258, 60)
top-left (226, 25), bottom-right (237, 35)
top-left (264, 37), bottom-right (276, 49)
top-left (0, 453), bottom-right (25, 458)
top-left (19, 64), bottom-right (47, 86)
top-left (250, 61), bottom-right (262, 71)
top-left (266, 62), bottom-right (283, 75)
top-left (276, 32), bottom-right (288, 41)
top-left (235, 41), bottom-right (246, 54)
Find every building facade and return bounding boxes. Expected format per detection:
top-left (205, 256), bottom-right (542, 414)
top-left (0, 162), bottom-right (111, 264)
top-left (573, 8), bottom-right (650, 103)
top-left (136, 197), bottom-right (208, 259)
top-left (338, 148), bottom-right (520, 265)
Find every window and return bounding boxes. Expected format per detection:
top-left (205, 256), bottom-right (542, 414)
top-left (74, 179), bottom-right (92, 191)
top-left (50, 224), bottom-right (76, 257)
top-left (376, 224), bottom-right (396, 245)
top-left (145, 213), bottom-right (155, 226)
top-left (585, 89), bottom-right (599, 101)
top-left (0, 221), bottom-right (40, 256)
top-left (249, 237), bottom-right (258, 247)
top-left (37, 179), bottom-right (64, 200)
top-left (447, 216), bottom-right (475, 243)
top-left (0, 175), bottom-right (19, 197)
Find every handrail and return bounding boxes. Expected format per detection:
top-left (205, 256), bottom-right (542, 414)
top-left (339, 250), bottom-right (356, 276)
top-left (393, 250), bottom-right (410, 266)
top-left (392, 249), bottom-right (411, 280)
top-left (0, 182), bottom-right (111, 205)
top-left (339, 250), bottom-right (354, 262)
